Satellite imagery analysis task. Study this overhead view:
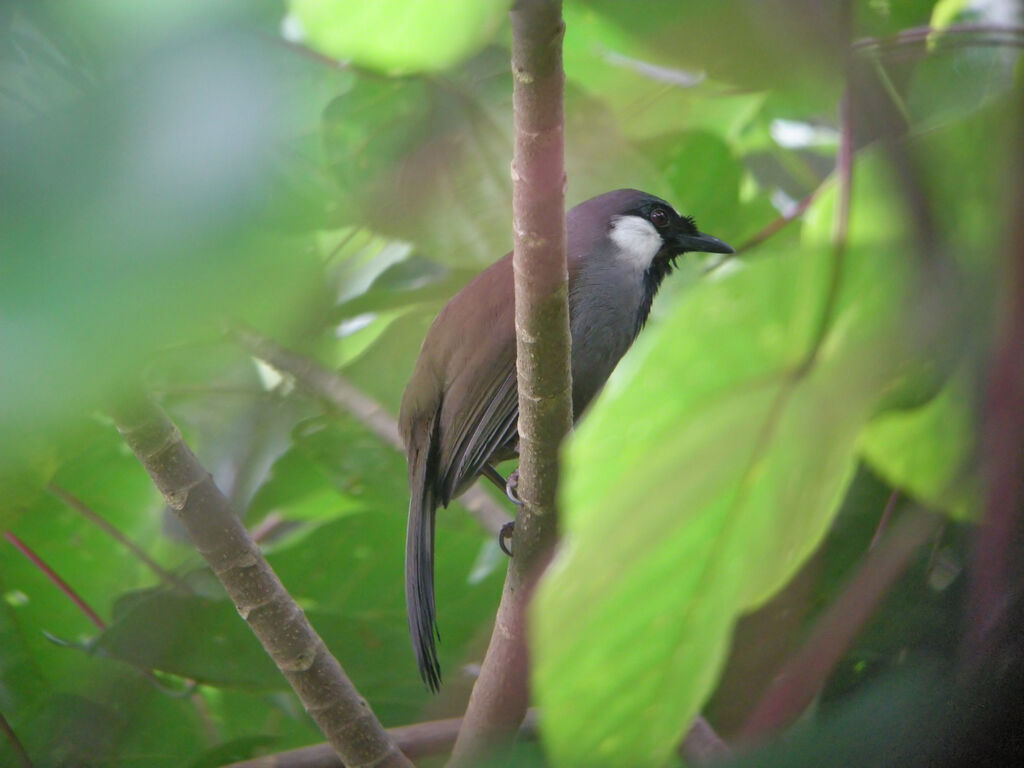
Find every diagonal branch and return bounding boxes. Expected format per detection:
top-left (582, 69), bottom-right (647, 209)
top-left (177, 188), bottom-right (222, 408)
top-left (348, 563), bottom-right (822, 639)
top-left (739, 506), bottom-right (941, 739)
top-left (47, 483), bottom-right (190, 592)
top-left (110, 393), bottom-right (412, 768)
top-left (447, 1), bottom-right (570, 764)
top-left (225, 712), bottom-right (539, 768)
top-left (234, 327), bottom-right (509, 537)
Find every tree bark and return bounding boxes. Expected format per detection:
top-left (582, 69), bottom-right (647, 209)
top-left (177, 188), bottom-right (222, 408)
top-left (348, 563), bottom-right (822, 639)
top-left (112, 394), bottom-right (411, 768)
top-left (447, 1), bottom-right (570, 765)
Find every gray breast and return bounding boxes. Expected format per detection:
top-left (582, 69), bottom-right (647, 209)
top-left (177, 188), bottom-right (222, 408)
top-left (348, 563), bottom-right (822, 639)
top-left (567, 240), bottom-right (649, 419)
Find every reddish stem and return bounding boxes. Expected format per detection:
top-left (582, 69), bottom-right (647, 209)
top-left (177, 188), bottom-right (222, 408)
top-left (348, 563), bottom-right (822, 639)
top-left (0, 711), bottom-right (33, 768)
top-left (739, 508), bottom-right (940, 739)
top-left (3, 531), bottom-right (106, 630)
top-left (869, 490), bottom-right (901, 551)
top-left (47, 484), bottom-right (188, 592)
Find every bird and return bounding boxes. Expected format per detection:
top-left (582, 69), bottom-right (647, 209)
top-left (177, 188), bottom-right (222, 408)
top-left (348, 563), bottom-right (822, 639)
top-left (398, 188), bottom-right (734, 691)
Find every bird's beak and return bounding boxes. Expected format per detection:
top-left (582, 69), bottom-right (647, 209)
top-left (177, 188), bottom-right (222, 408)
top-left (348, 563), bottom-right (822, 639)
top-left (673, 231), bottom-right (735, 255)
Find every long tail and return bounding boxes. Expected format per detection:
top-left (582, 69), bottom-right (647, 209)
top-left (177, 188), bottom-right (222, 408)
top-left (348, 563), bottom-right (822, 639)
top-left (405, 422), bottom-right (442, 692)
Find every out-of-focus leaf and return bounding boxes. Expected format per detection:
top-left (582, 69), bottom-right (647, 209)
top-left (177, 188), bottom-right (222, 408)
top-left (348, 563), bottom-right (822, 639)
top-left (320, 60), bottom-right (514, 267)
top-left (652, 131), bottom-right (743, 238)
top-left (532, 146), bottom-right (928, 764)
top-left (907, 45), bottom-right (1018, 131)
top-left (721, 664), bottom-right (951, 768)
top-left (270, 506), bottom-right (504, 725)
top-left (288, 0), bottom-right (509, 75)
top-left (856, 0), bottom-right (942, 39)
top-left (186, 736), bottom-right (278, 768)
top-left (95, 591), bottom-right (284, 689)
top-left (930, 0), bottom-right (970, 30)
top-left (322, 76), bottom-right (436, 221)
top-left (248, 413), bottom-right (403, 523)
top-left (14, 681), bottom-right (204, 768)
top-left (860, 370), bottom-right (978, 519)
top-left (0, 11), bottom-right (322, 460)
top-left (564, 0), bottom-right (842, 114)
top-left (340, 311), bottom-right (437, 414)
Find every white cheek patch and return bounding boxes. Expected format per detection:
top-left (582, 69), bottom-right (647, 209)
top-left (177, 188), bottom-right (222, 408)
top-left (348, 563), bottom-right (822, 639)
top-left (608, 215), bottom-right (664, 271)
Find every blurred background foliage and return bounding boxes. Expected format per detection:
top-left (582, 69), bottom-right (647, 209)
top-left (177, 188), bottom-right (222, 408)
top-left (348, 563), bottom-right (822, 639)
top-left (0, 0), bottom-right (1019, 766)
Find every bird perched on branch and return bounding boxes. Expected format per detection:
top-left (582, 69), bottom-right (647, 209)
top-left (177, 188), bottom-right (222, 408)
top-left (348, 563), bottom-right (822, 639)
top-left (399, 188), bottom-right (733, 690)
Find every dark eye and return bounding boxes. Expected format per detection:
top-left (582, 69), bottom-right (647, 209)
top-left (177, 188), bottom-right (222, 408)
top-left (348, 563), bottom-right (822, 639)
top-left (650, 208), bottom-right (669, 228)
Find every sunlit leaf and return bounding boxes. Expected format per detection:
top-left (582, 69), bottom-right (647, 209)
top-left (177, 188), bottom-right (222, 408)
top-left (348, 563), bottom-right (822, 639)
top-left (860, 370), bottom-right (978, 519)
top-left (288, 0), bottom-right (509, 74)
top-left (532, 148), bottom-right (930, 763)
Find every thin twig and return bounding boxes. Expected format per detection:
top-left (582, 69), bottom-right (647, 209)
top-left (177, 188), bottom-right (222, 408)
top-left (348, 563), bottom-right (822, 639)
top-left (0, 711), bottom-right (34, 768)
top-left (963, 78), bottom-right (1024, 669)
top-left (869, 490), bottom-right (901, 551)
top-left (852, 23), bottom-right (1024, 52)
top-left (728, 184), bottom-right (828, 258)
top-left (222, 707), bottom-right (726, 767)
top-left (233, 326), bottom-right (510, 537)
top-left (111, 394), bottom-right (412, 768)
top-left (47, 483), bottom-right (189, 592)
top-left (739, 507), bottom-right (941, 739)
top-left (224, 712), bottom-right (539, 768)
top-left (3, 531), bottom-right (106, 630)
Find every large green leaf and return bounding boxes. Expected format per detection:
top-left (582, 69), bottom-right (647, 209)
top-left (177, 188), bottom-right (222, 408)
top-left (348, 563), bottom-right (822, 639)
top-left (289, 0), bottom-right (509, 75)
top-left (532, 152), bottom-right (929, 764)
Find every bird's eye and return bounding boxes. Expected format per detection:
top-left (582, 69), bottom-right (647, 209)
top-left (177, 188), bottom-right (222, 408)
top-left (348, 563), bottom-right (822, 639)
top-left (650, 208), bottom-right (669, 228)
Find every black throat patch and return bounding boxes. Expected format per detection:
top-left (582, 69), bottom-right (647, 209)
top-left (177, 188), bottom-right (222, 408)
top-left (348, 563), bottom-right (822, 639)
top-left (634, 253), bottom-right (676, 338)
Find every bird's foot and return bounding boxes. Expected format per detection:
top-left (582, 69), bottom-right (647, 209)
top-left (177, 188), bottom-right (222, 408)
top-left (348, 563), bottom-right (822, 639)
top-left (481, 465), bottom-right (524, 508)
top-left (499, 521), bottom-right (515, 557)
top-left (505, 469), bottom-right (522, 506)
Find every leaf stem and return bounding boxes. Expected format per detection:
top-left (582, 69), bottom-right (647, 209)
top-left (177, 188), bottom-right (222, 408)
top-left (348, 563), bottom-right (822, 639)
top-left (0, 711), bottom-right (34, 768)
top-left (3, 531), bottom-right (106, 630)
top-left (47, 484), bottom-right (189, 593)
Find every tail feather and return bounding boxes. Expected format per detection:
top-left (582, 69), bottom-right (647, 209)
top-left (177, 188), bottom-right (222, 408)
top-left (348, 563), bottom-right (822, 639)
top-left (405, 420), bottom-right (442, 692)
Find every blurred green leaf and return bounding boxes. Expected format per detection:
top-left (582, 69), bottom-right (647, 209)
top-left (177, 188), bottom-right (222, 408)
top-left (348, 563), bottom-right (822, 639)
top-left (860, 370), bottom-right (978, 519)
top-left (95, 590), bottom-right (284, 689)
top-left (565, 0), bottom-right (842, 113)
top-left (0, 8), bottom-right (323, 459)
top-left (288, 0), bottom-right (509, 75)
top-left (652, 131), bottom-right (743, 237)
top-left (322, 76), bottom-right (436, 219)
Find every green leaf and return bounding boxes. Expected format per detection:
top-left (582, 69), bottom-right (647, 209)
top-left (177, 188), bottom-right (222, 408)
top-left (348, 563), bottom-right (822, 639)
top-left (859, 370), bottom-right (978, 520)
top-left (532, 147), bottom-right (930, 764)
top-left (94, 591), bottom-right (285, 688)
top-left (322, 76), bottom-right (436, 219)
top-left (289, 0), bottom-right (509, 74)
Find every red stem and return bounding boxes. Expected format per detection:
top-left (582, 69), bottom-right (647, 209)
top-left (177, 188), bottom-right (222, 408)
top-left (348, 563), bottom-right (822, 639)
top-left (869, 490), bottom-right (901, 551)
top-left (47, 484), bottom-right (188, 592)
top-left (0, 711), bottom-right (33, 768)
top-left (739, 508), bottom-right (940, 739)
top-left (4, 531), bottom-right (106, 630)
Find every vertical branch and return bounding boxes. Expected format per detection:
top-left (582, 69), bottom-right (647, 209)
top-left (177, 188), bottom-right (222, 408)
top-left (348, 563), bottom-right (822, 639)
top-left (448, 1), bottom-right (569, 764)
top-left (964, 81), bottom-right (1024, 667)
top-left (111, 394), bottom-right (412, 768)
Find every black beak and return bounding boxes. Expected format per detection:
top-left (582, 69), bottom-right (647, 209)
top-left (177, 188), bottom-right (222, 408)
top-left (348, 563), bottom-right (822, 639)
top-left (673, 231), bottom-right (735, 255)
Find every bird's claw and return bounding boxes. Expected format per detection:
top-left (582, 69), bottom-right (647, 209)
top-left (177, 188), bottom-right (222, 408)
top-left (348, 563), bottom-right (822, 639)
top-left (505, 470), bottom-right (522, 506)
top-left (499, 521), bottom-right (515, 557)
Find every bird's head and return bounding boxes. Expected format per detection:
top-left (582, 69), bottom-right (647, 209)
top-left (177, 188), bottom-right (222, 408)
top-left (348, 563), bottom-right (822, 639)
top-left (607, 191), bottom-right (734, 274)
